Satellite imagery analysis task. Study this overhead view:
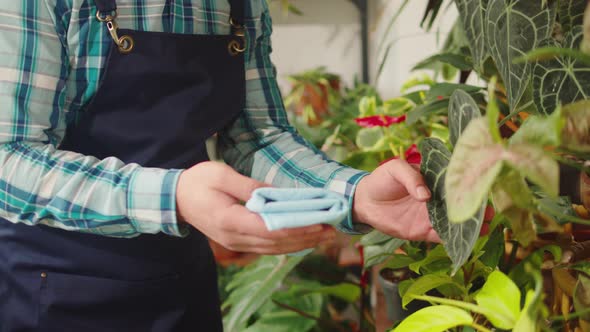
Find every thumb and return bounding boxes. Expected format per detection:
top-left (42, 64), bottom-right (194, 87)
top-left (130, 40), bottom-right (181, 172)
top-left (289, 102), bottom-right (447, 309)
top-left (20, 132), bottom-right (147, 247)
top-left (383, 159), bottom-right (431, 201)
top-left (211, 164), bottom-right (269, 202)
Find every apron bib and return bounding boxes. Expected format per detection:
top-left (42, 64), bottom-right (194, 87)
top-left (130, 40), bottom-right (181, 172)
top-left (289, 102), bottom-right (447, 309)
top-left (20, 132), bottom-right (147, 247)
top-left (0, 0), bottom-right (245, 330)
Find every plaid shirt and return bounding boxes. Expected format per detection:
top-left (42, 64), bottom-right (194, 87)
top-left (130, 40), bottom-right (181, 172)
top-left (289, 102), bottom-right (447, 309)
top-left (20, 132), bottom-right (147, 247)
top-left (0, 0), bottom-right (367, 238)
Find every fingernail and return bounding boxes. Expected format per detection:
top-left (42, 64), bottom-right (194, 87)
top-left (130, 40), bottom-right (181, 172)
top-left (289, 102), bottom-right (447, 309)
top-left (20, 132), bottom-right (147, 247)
top-left (417, 186), bottom-right (431, 200)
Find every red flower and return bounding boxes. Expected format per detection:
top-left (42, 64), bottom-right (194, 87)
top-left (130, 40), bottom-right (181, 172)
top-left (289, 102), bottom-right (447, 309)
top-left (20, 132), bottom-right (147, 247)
top-left (355, 115), bottom-right (407, 128)
top-left (405, 144), bottom-right (422, 164)
top-left (379, 144), bottom-right (422, 166)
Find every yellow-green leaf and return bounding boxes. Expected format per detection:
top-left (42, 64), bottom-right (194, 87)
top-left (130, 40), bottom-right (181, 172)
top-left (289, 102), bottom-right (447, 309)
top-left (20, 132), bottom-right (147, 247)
top-left (475, 270), bottom-right (521, 329)
top-left (393, 305), bottom-right (474, 332)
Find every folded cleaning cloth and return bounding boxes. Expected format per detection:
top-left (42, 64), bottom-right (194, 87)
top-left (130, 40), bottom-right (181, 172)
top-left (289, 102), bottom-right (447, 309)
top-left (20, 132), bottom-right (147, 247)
top-left (245, 188), bottom-right (350, 255)
top-left (246, 188), bottom-right (350, 231)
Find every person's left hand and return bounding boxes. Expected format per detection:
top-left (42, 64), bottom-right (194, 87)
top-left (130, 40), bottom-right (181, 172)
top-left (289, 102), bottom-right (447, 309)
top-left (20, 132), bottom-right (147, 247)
top-left (352, 159), bottom-right (441, 242)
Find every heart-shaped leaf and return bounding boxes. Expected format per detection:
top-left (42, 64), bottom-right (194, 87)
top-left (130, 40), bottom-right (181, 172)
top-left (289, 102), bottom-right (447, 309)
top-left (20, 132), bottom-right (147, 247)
top-left (558, 0), bottom-right (586, 34)
top-left (533, 28), bottom-right (590, 115)
top-left (393, 305), bottom-right (474, 332)
top-left (475, 270), bottom-right (521, 329)
top-left (420, 138), bottom-right (485, 275)
top-left (446, 118), bottom-right (503, 223)
top-left (447, 117), bottom-right (559, 223)
top-left (486, 0), bottom-right (556, 110)
top-left (449, 89), bottom-right (483, 147)
top-left (455, 0), bottom-right (490, 72)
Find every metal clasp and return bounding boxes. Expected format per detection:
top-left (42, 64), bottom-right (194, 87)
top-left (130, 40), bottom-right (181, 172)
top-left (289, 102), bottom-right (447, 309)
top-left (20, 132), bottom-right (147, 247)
top-left (228, 18), bottom-right (246, 56)
top-left (96, 10), bottom-right (134, 54)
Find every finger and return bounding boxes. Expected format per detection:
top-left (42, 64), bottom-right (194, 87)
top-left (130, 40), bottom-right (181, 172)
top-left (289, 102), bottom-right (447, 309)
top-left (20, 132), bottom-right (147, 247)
top-left (425, 229), bottom-right (442, 243)
top-left (384, 159), bottom-right (431, 201)
top-left (210, 163), bottom-right (269, 202)
top-left (226, 230), bottom-right (334, 255)
top-left (222, 205), bottom-right (327, 239)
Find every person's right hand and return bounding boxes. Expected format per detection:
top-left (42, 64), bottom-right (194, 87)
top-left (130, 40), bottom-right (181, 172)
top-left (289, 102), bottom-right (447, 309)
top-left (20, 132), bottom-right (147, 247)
top-left (176, 161), bottom-right (336, 255)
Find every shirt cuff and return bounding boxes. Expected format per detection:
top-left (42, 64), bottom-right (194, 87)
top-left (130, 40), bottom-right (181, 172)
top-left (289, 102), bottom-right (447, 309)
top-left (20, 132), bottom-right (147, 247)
top-left (325, 167), bottom-right (372, 234)
top-left (127, 167), bottom-right (188, 237)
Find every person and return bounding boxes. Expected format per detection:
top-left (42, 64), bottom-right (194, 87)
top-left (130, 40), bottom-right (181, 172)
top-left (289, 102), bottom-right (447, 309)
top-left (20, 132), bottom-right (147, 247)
top-left (0, 0), bottom-right (439, 331)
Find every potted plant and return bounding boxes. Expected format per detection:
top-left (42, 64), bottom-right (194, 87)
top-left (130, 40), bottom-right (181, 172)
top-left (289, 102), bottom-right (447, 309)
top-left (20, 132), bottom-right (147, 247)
top-left (284, 67), bottom-right (341, 126)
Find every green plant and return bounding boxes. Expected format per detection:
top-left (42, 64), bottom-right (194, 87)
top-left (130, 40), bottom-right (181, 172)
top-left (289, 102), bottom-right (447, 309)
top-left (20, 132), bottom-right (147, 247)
top-left (222, 254), bottom-right (362, 332)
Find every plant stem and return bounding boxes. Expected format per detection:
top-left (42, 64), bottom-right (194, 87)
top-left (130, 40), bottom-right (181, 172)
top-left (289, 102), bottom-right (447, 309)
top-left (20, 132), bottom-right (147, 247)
top-left (470, 323), bottom-right (493, 332)
top-left (550, 307), bottom-right (590, 321)
top-left (538, 204), bottom-right (590, 225)
top-left (497, 100), bottom-right (533, 127)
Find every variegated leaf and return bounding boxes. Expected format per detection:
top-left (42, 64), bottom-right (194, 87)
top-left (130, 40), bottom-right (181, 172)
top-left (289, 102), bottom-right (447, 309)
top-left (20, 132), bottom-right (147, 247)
top-left (533, 28), bottom-right (590, 115)
top-left (449, 89), bottom-right (483, 147)
top-left (420, 138), bottom-right (484, 275)
top-left (558, 0), bottom-right (586, 34)
top-left (486, 0), bottom-right (556, 110)
top-left (455, 0), bottom-right (490, 72)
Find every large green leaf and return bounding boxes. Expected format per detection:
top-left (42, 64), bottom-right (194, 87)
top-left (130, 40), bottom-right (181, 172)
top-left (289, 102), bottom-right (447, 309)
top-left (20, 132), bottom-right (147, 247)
top-left (223, 255), bottom-right (304, 331)
top-left (558, 0), bottom-right (586, 34)
top-left (420, 138), bottom-right (484, 275)
top-left (446, 118), bottom-right (503, 222)
top-left (575, 274), bottom-right (590, 321)
top-left (486, 0), bottom-right (556, 110)
top-left (455, 0), bottom-right (490, 71)
top-left (402, 274), bottom-right (465, 307)
top-left (561, 99), bottom-right (590, 152)
top-left (393, 305), bottom-right (474, 332)
top-left (533, 28), bottom-right (590, 115)
top-left (448, 90), bottom-right (483, 147)
top-left (475, 270), bottom-right (521, 329)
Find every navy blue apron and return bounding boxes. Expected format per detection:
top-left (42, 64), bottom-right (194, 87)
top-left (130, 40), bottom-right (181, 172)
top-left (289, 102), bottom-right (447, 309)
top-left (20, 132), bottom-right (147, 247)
top-left (0, 0), bottom-right (245, 330)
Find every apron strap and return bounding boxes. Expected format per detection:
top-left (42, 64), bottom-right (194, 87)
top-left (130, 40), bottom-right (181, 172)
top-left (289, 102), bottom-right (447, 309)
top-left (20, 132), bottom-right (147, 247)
top-left (95, 0), bottom-right (117, 13)
top-left (229, 0), bottom-right (244, 26)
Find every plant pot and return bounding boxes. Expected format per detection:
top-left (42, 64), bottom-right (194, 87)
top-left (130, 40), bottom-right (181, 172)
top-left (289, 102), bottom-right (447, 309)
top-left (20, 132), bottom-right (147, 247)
top-left (378, 268), bottom-right (428, 323)
top-left (294, 79), bottom-right (340, 126)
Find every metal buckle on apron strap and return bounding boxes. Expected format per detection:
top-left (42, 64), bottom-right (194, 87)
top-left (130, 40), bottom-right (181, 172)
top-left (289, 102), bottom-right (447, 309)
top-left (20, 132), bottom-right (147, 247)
top-left (96, 10), bottom-right (135, 54)
top-left (228, 18), bottom-right (246, 56)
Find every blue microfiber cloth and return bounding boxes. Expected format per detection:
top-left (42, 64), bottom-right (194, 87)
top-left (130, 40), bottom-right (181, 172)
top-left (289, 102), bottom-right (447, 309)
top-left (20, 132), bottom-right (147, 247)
top-left (245, 188), bottom-right (350, 255)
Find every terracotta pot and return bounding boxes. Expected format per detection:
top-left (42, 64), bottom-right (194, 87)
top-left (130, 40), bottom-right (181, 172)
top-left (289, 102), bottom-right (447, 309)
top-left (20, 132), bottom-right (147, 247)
top-left (294, 79), bottom-right (340, 126)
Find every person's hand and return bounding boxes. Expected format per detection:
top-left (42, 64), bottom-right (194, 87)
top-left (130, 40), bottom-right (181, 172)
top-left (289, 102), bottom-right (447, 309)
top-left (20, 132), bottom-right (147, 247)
top-left (353, 159), bottom-right (441, 242)
top-left (176, 162), bottom-right (336, 254)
